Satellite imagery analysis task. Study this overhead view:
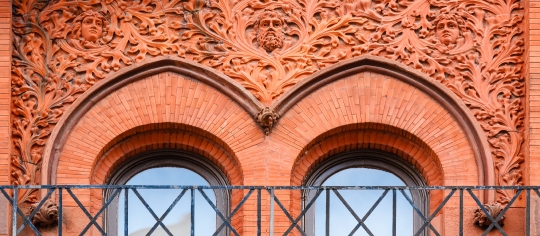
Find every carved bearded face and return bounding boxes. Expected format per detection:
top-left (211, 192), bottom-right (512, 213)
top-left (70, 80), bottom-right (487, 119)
top-left (81, 16), bottom-right (103, 43)
top-left (256, 11), bottom-right (285, 52)
top-left (434, 14), bottom-right (462, 46)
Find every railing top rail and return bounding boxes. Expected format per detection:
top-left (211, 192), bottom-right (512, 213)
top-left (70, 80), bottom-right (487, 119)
top-left (1, 185), bottom-right (539, 190)
top-left (4, 185), bottom-right (540, 236)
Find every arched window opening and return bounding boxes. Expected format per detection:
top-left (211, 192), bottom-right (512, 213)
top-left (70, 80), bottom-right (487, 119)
top-left (104, 149), bottom-right (230, 236)
top-left (117, 167), bottom-right (216, 235)
top-left (315, 168), bottom-right (412, 235)
top-left (303, 149), bottom-right (428, 236)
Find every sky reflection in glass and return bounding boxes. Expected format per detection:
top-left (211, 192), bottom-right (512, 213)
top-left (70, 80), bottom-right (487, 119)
top-left (117, 167), bottom-right (215, 236)
top-left (115, 167), bottom-right (413, 235)
top-left (315, 168), bottom-right (413, 236)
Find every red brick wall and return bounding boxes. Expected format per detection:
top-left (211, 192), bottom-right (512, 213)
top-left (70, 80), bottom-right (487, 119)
top-left (528, 0), bottom-right (540, 233)
top-left (0, 0), bottom-right (10, 186)
top-left (530, 2), bottom-right (540, 232)
top-left (0, 1), bottom-right (10, 235)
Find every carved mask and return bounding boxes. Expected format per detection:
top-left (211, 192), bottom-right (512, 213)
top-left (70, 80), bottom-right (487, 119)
top-left (71, 10), bottom-right (107, 48)
top-left (435, 19), bottom-right (460, 46)
top-left (81, 16), bottom-right (103, 43)
top-left (256, 11), bottom-right (285, 52)
top-left (30, 199), bottom-right (58, 227)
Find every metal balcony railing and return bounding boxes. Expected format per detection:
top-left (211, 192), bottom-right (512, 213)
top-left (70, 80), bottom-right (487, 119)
top-left (1, 185), bottom-right (538, 236)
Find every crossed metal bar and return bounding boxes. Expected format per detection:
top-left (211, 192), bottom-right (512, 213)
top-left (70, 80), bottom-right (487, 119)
top-left (332, 189), bottom-right (388, 236)
top-left (467, 188), bottom-right (522, 236)
top-left (0, 188), bottom-right (42, 236)
top-left (131, 188), bottom-right (188, 235)
top-left (1, 185), bottom-right (539, 235)
top-left (68, 188), bottom-right (121, 235)
top-left (213, 189), bottom-right (254, 236)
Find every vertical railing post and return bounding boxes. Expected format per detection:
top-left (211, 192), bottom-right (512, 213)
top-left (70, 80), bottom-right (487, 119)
top-left (526, 188), bottom-right (530, 236)
top-left (257, 188), bottom-right (261, 236)
top-left (392, 189), bottom-right (396, 236)
top-left (326, 188), bottom-right (330, 236)
top-left (12, 187), bottom-right (17, 236)
top-left (191, 188), bottom-right (195, 236)
top-left (58, 188), bottom-right (62, 236)
top-left (269, 188), bottom-right (274, 236)
top-left (124, 187), bottom-right (129, 236)
top-left (459, 188), bottom-right (463, 236)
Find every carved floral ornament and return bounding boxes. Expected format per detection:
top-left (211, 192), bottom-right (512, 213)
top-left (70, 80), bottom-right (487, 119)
top-left (12, 0), bottom-right (524, 205)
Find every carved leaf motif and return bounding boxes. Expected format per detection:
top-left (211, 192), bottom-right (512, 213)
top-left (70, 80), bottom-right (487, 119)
top-left (11, 0), bottom-right (525, 204)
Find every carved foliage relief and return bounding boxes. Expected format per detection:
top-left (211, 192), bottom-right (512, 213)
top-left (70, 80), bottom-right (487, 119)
top-left (12, 0), bottom-right (524, 203)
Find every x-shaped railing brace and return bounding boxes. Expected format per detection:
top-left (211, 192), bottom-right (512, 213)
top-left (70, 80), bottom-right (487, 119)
top-left (0, 188), bottom-right (53, 236)
top-left (131, 188), bottom-right (189, 236)
top-left (333, 189), bottom-right (390, 236)
top-left (16, 189), bottom-right (56, 235)
top-left (400, 188), bottom-right (442, 236)
top-left (198, 188), bottom-right (240, 236)
top-left (405, 189), bottom-right (456, 236)
top-left (67, 188), bottom-right (121, 235)
top-left (266, 188), bottom-right (323, 236)
top-left (212, 189), bottom-right (254, 236)
top-left (468, 188), bottom-right (523, 236)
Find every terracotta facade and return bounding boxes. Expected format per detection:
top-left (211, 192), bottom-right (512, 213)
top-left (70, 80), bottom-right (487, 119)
top-left (1, 0), bottom-right (540, 234)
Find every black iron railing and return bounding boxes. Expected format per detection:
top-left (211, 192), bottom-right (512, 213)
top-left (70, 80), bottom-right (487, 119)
top-left (1, 185), bottom-right (538, 236)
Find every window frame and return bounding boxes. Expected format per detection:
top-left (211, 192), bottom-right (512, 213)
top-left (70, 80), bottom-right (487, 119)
top-left (104, 149), bottom-right (230, 236)
top-left (302, 149), bottom-right (429, 236)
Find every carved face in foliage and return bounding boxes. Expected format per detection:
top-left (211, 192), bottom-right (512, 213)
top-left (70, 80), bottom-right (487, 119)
top-left (434, 13), bottom-right (463, 46)
top-left (256, 10), bottom-right (285, 52)
top-left (73, 10), bottom-right (106, 44)
top-left (81, 16), bottom-right (103, 42)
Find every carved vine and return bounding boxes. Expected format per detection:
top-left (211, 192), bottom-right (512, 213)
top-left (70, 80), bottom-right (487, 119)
top-left (11, 0), bottom-right (524, 204)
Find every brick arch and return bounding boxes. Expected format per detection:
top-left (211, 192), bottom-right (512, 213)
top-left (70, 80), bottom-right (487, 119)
top-left (90, 123), bottom-right (243, 186)
top-left (43, 57), bottom-right (265, 185)
top-left (289, 124), bottom-right (444, 216)
top-left (290, 123), bottom-right (442, 188)
top-left (274, 63), bottom-right (491, 201)
top-left (88, 123), bottom-right (245, 232)
top-left (273, 55), bottom-right (494, 197)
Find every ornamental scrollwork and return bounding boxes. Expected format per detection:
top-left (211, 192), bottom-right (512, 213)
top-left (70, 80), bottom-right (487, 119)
top-left (12, 0), bottom-right (524, 204)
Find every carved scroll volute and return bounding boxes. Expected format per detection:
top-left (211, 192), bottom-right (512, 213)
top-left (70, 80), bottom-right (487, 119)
top-left (11, 0), bottom-right (525, 204)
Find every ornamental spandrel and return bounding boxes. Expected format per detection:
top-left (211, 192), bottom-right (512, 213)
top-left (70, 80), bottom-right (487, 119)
top-left (12, 0), bottom-right (524, 205)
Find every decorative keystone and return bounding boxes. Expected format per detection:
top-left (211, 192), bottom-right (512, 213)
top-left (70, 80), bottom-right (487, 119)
top-left (29, 199), bottom-right (59, 227)
top-left (256, 107), bottom-right (279, 135)
top-left (473, 203), bottom-right (505, 228)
